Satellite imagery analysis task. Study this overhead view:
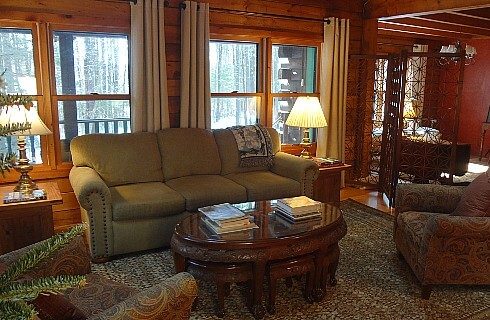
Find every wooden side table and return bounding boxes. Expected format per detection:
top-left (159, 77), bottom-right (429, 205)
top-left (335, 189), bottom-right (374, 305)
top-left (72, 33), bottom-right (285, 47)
top-left (313, 164), bottom-right (352, 203)
top-left (0, 182), bottom-right (62, 254)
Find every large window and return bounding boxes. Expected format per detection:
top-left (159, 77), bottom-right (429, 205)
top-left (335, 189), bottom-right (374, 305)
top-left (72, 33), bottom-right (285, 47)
top-left (52, 31), bottom-right (130, 162)
top-left (0, 26), bottom-right (42, 164)
top-left (0, 22), bottom-right (130, 171)
top-left (209, 40), bottom-right (260, 129)
top-left (209, 39), bottom-right (319, 145)
top-left (271, 44), bottom-right (317, 144)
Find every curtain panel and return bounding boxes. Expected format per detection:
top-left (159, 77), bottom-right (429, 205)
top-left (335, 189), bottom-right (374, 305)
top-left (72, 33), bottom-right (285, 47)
top-left (317, 18), bottom-right (350, 164)
top-left (180, 1), bottom-right (211, 129)
top-left (130, 0), bottom-right (170, 132)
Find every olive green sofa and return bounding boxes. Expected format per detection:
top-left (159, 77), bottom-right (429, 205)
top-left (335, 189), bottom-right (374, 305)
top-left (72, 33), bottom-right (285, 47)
top-left (69, 128), bottom-right (319, 261)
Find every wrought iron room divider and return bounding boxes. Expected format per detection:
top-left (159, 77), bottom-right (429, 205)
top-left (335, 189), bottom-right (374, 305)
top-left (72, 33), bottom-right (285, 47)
top-left (345, 50), bottom-right (466, 205)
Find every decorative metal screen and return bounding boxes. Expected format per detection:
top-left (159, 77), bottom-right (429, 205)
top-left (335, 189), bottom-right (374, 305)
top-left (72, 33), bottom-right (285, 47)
top-left (346, 51), bottom-right (465, 205)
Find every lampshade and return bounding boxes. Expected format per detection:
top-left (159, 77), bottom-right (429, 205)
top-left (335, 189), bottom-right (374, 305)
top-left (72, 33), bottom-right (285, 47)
top-left (0, 105), bottom-right (52, 136)
top-left (285, 97), bottom-right (327, 128)
top-left (403, 99), bottom-right (417, 118)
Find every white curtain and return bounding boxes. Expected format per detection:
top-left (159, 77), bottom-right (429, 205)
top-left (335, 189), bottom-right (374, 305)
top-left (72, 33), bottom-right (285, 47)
top-left (130, 0), bottom-right (170, 132)
top-left (180, 1), bottom-right (211, 129)
top-left (317, 18), bottom-right (350, 164)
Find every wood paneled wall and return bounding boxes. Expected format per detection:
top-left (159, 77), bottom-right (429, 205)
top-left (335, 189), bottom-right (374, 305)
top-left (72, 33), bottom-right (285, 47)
top-left (0, 0), bottom-right (365, 231)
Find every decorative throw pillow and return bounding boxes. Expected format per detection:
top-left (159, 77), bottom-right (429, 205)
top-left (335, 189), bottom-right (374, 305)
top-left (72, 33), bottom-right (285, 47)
top-left (452, 170), bottom-right (490, 217)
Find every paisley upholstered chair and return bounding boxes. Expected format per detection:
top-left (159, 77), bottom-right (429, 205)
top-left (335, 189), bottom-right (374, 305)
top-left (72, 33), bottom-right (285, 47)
top-left (0, 233), bottom-right (197, 320)
top-left (394, 182), bottom-right (490, 299)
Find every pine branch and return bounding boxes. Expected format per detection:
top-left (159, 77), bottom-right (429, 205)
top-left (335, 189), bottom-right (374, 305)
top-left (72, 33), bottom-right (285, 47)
top-left (0, 300), bottom-right (36, 320)
top-left (0, 122), bottom-right (32, 137)
top-left (0, 95), bottom-right (33, 109)
top-left (0, 153), bottom-right (16, 177)
top-left (0, 275), bottom-right (86, 302)
top-left (0, 225), bottom-right (85, 286)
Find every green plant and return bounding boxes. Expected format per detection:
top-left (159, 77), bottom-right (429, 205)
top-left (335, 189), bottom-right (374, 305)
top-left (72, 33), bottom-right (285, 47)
top-left (0, 71), bottom-right (32, 177)
top-left (0, 225), bottom-right (87, 320)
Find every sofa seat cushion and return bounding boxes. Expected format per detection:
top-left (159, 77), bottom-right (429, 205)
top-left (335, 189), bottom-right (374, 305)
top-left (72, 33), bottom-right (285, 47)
top-left (397, 211), bottom-right (433, 248)
top-left (226, 171), bottom-right (300, 201)
top-left (165, 175), bottom-right (247, 211)
top-left (110, 182), bottom-right (185, 221)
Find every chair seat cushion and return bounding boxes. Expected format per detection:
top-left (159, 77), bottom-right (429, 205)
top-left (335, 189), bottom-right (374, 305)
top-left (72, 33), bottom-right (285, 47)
top-left (65, 274), bottom-right (137, 318)
top-left (396, 211), bottom-right (433, 248)
top-left (111, 182), bottom-right (185, 221)
top-left (165, 175), bottom-right (247, 211)
top-left (225, 171), bottom-right (300, 201)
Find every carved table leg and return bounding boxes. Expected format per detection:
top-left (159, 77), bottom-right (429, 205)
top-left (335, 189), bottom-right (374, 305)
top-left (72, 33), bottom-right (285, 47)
top-left (251, 261), bottom-right (266, 319)
top-left (267, 274), bottom-right (277, 315)
top-left (421, 285), bottom-right (432, 300)
top-left (305, 272), bottom-right (315, 303)
top-left (173, 251), bottom-right (186, 273)
top-left (216, 281), bottom-right (227, 318)
top-left (327, 245), bottom-right (340, 286)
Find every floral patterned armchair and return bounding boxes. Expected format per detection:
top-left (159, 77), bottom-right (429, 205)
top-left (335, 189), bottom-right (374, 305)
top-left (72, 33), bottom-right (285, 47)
top-left (394, 184), bottom-right (490, 299)
top-left (0, 234), bottom-right (197, 320)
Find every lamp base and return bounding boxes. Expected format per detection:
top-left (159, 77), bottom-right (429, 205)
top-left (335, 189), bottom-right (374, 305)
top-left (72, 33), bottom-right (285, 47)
top-left (14, 164), bottom-right (38, 194)
top-left (299, 142), bottom-right (313, 159)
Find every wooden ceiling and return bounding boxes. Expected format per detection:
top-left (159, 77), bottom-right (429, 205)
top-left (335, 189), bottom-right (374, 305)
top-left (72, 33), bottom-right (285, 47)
top-left (366, 0), bottom-right (490, 41)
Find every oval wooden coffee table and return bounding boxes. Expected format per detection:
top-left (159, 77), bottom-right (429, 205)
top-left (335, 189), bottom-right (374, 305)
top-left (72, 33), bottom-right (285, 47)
top-left (171, 201), bottom-right (347, 319)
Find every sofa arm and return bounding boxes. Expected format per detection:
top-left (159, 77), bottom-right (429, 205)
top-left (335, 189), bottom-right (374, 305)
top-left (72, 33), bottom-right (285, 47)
top-left (395, 184), bottom-right (465, 215)
top-left (70, 166), bottom-right (114, 261)
top-left (0, 233), bottom-right (91, 279)
top-left (271, 152), bottom-right (319, 197)
top-left (88, 272), bottom-right (198, 320)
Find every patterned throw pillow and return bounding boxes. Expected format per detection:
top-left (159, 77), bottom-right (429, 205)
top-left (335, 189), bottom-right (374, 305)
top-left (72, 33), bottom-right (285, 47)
top-left (452, 169), bottom-right (490, 217)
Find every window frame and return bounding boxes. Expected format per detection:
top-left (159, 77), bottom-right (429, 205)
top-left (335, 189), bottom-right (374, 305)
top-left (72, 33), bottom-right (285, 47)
top-left (209, 35), bottom-right (321, 145)
top-left (48, 23), bottom-right (131, 165)
top-left (209, 36), bottom-right (264, 129)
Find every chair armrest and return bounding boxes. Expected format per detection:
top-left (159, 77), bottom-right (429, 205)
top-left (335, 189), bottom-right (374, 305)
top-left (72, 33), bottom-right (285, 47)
top-left (0, 234), bottom-right (91, 279)
top-left (271, 152), bottom-right (319, 197)
top-left (426, 214), bottom-right (490, 239)
top-left (88, 272), bottom-right (198, 320)
top-left (420, 215), bottom-right (490, 284)
top-left (395, 184), bottom-right (465, 215)
top-left (69, 166), bottom-right (114, 260)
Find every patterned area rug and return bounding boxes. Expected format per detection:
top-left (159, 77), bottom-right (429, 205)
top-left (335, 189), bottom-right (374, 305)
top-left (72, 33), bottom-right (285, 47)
top-left (92, 200), bottom-right (490, 319)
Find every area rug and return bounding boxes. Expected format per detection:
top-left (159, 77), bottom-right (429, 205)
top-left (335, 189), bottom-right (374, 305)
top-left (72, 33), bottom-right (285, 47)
top-left (92, 200), bottom-right (489, 319)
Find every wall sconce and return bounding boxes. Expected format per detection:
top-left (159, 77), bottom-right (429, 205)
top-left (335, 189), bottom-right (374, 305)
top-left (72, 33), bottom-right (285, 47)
top-left (439, 41), bottom-right (476, 66)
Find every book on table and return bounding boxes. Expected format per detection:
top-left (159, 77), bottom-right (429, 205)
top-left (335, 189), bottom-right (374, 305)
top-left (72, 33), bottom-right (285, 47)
top-left (276, 196), bottom-right (322, 215)
top-left (198, 203), bottom-right (258, 234)
top-left (275, 196), bottom-right (322, 223)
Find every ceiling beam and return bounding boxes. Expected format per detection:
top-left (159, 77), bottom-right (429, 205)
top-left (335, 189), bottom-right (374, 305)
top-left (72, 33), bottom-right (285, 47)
top-left (378, 21), bottom-right (471, 40)
top-left (386, 12), bottom-right (490, 30)
top-left (382, 17), bottom-right (490, 37)
top-left (366, 0), bottom-right (490, 19)
top-left (377, 28), bottom-right (455, 41)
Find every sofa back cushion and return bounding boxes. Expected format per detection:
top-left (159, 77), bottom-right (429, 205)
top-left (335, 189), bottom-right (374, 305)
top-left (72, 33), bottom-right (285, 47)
top-left (452, 170), bottom-right (490, 217)
top-left (214, 127), bottom-right (280, 175)
top-left (157, 128), bottom-right (221, 180)
top-left (71, 133), bottom-right (163, 187)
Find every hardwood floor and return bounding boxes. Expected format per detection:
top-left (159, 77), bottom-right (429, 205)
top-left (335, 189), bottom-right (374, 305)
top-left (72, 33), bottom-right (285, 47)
top-left (340, 187), bottom-right (394, 215)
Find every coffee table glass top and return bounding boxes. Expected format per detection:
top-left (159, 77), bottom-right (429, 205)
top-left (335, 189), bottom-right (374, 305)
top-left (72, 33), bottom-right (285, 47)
top-left (174, 200), bottom-right (342, 243)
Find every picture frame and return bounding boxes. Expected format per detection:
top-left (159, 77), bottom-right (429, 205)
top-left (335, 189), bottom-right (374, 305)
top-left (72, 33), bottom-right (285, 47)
top-left (486, 106), bottom-right (490, 123)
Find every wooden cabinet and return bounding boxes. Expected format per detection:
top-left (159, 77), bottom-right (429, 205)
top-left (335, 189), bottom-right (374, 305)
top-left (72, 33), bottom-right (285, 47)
top-left (313, 164), bottom-right (352, 203)
top-left (0, 182), bottom-right (62, 254)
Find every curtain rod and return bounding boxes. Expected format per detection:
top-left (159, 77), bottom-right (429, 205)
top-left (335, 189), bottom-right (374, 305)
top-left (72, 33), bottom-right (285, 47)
top-left (171, 2), bottom-right (330, 24)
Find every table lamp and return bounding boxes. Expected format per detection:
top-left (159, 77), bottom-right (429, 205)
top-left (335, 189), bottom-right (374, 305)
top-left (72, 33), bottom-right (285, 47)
top-left (403, 99), bottom-right (418, 135)
top-left (0, 105), bottom-right (52, 193)
top-left (285, 97), bottom-right (327, 158)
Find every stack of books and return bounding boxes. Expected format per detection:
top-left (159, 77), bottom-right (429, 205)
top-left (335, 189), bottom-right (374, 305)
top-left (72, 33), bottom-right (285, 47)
top-left (312, 157), bottom-right (342, 167)
top-left (3, 189), bottom-right (47, 204)
top-left (199, 203), bottom-right (258, 234)
top-left (275, 196), bottom-right (322, 223)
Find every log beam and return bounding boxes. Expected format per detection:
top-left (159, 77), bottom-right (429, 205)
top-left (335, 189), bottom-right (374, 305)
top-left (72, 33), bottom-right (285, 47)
top-left (366, 0), bottom-right (490, 19)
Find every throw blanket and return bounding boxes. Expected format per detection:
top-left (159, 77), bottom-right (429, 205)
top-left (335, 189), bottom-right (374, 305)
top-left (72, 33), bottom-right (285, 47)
top-left (228, 125), bottom-right (274, 168)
